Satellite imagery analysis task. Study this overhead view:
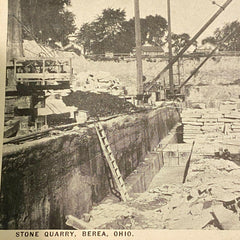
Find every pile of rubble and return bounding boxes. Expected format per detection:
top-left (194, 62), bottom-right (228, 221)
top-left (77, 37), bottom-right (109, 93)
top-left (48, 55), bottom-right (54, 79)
top-left (68, 156), bottom-right (240, 230)
top-left (146, 157), bottom-right (240, 229)
top-left (63, 91), bottom-right (138, 118)
top-left (181, 103), bottom-right (240, 143)
top-left (72, 71), bottom-right (124, 95)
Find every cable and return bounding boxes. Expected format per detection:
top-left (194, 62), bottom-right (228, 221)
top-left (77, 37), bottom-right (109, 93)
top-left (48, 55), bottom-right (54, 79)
top-left (24, 48), bottom-right (40, 57)
top-left (10, 14), bottom-right (53, 57)
top-left (143, 0), bottom-right (220, 85)
top-left (187, 0), bottom-right (219, 39)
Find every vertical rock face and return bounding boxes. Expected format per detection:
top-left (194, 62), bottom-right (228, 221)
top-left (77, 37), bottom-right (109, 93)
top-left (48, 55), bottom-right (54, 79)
top-left (0, 106), bottom-right (180, 229)
top-left (7, 0), bottom-right (23, 63)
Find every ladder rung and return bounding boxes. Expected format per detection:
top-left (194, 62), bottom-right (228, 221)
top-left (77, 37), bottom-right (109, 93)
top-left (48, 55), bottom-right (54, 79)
top-left (103, 138), bottom-right (109, 145)
top-left (118, 175), bottom-right (123, 181)
top-left (119, 179), bottom-right (124, 184)
top-left (106, 147), bottom-right (112, 153)
top-left (99, 132), bottom-right (106, 138)
top-left (115, 172), bottom-right (122, 179)
top-left (111, 158), bottom-right (116, 163)
top-left (116, 175), bottom-right (122, 181)
top-left (108, 152), bottom-right (113, 157)
top-left (112, 161), bottom-right (117, 167)
top-left (99, 128), bottom-right (105, 134)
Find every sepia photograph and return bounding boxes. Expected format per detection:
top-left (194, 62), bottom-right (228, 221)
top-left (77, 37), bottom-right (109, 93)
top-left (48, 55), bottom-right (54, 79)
top-left (1, 0), bottom-right (240, 236)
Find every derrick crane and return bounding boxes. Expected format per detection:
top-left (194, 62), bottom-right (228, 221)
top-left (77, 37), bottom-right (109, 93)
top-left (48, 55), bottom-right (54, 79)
top-left (144, 0), bottom-right (233, 99)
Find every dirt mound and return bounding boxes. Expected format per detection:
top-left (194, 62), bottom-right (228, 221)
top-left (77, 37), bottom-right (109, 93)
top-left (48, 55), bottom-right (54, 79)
top-left (63, 91), bottom-right (137, 117)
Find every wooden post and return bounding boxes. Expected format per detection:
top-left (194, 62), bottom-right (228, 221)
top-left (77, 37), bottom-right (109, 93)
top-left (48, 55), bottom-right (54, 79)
top-left (7, 0), bottom-right (23, 63)
top-left (42, 59), bottom-right (45, 85)
top-left (177, 58), bottom-right (181, 86)
top-left (69, 58), bottom-right (73, 83)
top-left (13, 58), bottom-right (17, 83)
top-left (134, 0), bottom-right (143, 104)
top-left (167, 0), bottom-right (174, 96)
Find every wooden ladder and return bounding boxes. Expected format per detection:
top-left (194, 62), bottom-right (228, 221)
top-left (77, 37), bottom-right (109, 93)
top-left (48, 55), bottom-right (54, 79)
top-left (95, 121), bottom-right (129, 202)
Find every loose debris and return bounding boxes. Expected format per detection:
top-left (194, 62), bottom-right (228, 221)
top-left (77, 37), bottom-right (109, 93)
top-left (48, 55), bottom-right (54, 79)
top-left (72, 156), bottom-right (240, 229)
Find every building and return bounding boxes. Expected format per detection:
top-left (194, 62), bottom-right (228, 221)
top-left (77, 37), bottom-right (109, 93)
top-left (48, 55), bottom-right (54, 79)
top-left (133, 43), bottom-right (164, 57)
top-left (196, 43), bottom-right (217, 54)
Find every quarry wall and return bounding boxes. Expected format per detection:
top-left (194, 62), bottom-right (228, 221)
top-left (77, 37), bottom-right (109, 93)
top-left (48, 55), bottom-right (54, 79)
top-left (85, 56), bottom-right (240, 95)
top-left (0, 105), bottom-right (180, 229)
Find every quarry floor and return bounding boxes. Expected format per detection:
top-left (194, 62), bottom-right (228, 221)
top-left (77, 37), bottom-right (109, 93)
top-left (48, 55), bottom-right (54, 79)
top-left (65, 103), bottom-right (240, 230)
top-left (62, 96), bottom-right (240, 230)
top-left (148, 166), bottom-right (185, 188)
top-left (67, 143), bottom-right (240, 230)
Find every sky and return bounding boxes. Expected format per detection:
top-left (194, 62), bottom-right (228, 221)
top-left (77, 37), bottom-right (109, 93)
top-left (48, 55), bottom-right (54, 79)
top-left (69, 0), bottom-right (240, 42)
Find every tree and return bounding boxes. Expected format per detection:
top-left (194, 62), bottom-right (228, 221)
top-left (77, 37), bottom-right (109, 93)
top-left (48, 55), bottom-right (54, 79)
top-left (171, 33), bottom-right (194, 54)
top-left (114, 15), bottom-right (167, 53)
top-left (202, 36), bottom-right (216, 45)
top-left (77, 9), bottom-right (168, 54)
top-left (202, 20), bottom-right (240, 51)
top-left (113, 19), bottom-right (135, 53)
top-left (141, 15), bottom-right (167, 46)
top-left (77, 23), bottom-right (95, 55)
top-left (77, 8), bottom-right (126, 54)
top-left (21, 0), bottom-right (76, 46)
top-left (95, 8), bottom-right (126, 53)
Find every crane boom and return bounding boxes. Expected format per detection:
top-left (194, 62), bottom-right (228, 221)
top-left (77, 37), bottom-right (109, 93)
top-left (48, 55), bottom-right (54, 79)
top-left (146, 0), bottom-right (233, 92)
top-left (179, 29), bottom-right (236, 90)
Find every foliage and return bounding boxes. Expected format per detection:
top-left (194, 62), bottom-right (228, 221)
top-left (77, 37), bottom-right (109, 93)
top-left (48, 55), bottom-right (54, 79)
top-left (141, 15), bottom-right (167, 46)
top-left (171, 33), bottom-right (197, 54)
top-left (21, 0), bottom-right (76, 46)
top-left (77, 8), bottom-right (168, 54)
top-left (202, 20), bottom-right (240, 51)
top-left (77, 8), bottom-right (126, 54)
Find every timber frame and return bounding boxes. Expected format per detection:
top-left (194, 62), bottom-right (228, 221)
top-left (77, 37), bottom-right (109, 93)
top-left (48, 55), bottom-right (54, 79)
top-left (13, 57), bottom-right (73, 85)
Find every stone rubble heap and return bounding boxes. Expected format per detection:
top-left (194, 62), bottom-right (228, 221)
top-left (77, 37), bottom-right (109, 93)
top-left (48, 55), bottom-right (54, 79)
top-left (72, 71), bottom-right (124, 95)
top-left (148, 157), bottom-right (240, 229)
top-left (74, 156), bottom-right (240, 230)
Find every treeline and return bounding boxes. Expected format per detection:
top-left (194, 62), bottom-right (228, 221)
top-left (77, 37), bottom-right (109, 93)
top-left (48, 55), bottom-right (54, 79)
top-left (19, 2), bottom-right (192, 53)
top-left (20, 1), bottom-right (240, 54)
top-left (20, 0), bottom-right (76, 46)
top-left (202, 20), bottom-right (240, 51)
top-left (76, 8), bottom-right (193, 55)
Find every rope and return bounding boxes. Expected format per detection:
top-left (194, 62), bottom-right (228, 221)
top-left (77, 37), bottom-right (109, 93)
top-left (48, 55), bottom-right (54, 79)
top-left (11, 14), bottom-right (53, 57)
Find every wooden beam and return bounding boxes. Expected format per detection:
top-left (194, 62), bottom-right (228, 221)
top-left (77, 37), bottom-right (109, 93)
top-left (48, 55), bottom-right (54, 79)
top-left (134, 0), bottom-right (143, 100)
top-left (167, 0), bottom-right (174, 95)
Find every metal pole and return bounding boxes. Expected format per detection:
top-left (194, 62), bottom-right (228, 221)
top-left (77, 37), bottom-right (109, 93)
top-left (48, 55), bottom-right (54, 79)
top-left (147, 0), bottom-right (233, 89)
top-left (167, 0), bottom-right (174, 95)
top-left (134, 0), bottom-right (143, 103)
